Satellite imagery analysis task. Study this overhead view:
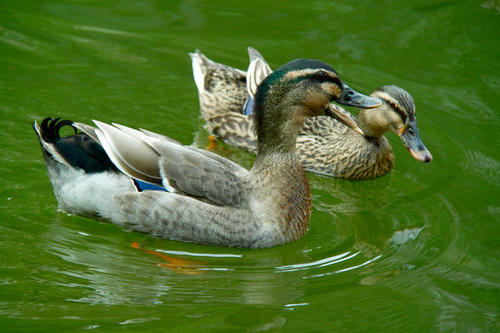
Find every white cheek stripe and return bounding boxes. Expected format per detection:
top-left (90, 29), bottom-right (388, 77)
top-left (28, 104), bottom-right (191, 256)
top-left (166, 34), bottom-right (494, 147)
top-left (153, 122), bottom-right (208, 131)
top-left (283, 69), bottom-right (318, 80)
top-left (283, 69), bottom-right (339, 81)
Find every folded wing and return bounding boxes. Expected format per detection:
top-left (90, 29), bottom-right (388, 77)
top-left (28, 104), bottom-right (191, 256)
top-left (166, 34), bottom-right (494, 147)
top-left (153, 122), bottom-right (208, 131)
top-left (93, 121), bottom-right (249, 208)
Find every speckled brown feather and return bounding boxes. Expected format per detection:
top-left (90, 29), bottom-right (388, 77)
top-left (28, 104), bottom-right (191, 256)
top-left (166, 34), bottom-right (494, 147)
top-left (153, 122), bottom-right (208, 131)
top-left (208, 113), bottom-right (258, 152)
top-left (297, 116), bottom-right (395, 179)
top-left (191, 50), bottom-right (248, 122)
top-left (191, 50), bottom-right (402, 180)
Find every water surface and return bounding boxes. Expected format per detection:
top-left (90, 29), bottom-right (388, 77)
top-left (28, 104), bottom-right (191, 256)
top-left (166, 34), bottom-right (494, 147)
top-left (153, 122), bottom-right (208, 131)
top-left (1, 0), bottom-right (499, 331)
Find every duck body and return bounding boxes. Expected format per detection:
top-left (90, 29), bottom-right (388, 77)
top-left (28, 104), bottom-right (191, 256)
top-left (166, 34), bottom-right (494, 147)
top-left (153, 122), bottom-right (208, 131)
top-left (296, 116), bottom-right (395, 179)
top-left (192, 50), bottom-right (258, 152)
top-left (35, 58), bottom-right (381, 248)
top-left (35, 118), bottom-right (304, 248)
top-left (191, 48), bottom-right (432, 180)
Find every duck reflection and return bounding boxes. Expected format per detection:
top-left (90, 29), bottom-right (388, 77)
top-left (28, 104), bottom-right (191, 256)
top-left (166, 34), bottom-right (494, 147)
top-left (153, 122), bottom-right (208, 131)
top-left (42, 161), bottom-right (427, 307)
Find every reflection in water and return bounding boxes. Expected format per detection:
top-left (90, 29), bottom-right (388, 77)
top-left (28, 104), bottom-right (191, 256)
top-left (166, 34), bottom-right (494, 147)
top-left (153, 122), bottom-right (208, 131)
top-left (25, 124), bottom-right (433, 316)
top-left (73, 25), bottom-right (141, 38)
top-left (131, 242), bottom-right (205, 275)
top-left (277, 251), bottom-right (358, 272)
top-left (41, 211), bottom-right (423, 308)
top-left (481, 1), bottom-right (500, 13)
top-left (388, 227), bottom-right (424, 248)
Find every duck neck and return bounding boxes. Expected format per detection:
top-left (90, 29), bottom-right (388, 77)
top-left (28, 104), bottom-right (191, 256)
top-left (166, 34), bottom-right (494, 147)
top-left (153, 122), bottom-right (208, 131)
top-left (250, 149), bottom-right (312, 243)
top-left (255, 105), bottom-right (307, 156)
top-left (356, 109), bottom-right (388, 140)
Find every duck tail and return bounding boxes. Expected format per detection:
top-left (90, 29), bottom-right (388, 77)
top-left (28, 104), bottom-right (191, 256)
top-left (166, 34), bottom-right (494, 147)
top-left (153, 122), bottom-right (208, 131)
top-left (189, 49), bottom-right (210, 95)
top-left (33, 117), bottom-right (118, 174)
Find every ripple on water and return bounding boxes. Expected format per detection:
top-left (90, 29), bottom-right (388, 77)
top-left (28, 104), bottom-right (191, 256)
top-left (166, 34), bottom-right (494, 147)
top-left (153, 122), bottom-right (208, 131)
top-left (31, 183), bottom-right (432, 309)
top-left (462, 150), bottom-right (500, 184)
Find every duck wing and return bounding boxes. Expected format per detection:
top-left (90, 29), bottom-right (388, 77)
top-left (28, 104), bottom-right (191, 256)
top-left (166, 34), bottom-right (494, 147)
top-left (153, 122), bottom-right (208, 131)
top-left (207, 113), bottom-right (258, 153)
top-left (242, 47), bottom-right (273, 116)
top-left (94, 121), bottom-right (248, 208)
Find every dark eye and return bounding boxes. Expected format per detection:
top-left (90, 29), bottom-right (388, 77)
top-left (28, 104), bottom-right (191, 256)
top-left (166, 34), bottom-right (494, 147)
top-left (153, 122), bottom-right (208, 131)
top-left (389, 102), bottom-right (397, 109)
top-left (408, 128), bottom-right (415, 135)
top-left (315, 71), bottom-right (329, 81)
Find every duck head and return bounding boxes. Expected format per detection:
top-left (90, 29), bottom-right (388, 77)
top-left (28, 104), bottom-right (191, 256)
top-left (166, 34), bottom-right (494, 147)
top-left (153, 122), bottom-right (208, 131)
top-left (357, 85), bottom-right (432, 163)
top-left (253, 59), bottom-right (381, 154)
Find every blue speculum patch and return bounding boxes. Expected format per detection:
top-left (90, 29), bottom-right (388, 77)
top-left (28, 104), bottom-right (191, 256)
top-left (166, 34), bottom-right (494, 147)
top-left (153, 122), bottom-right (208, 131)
top-left (133, 179), bottom-right (168, 192)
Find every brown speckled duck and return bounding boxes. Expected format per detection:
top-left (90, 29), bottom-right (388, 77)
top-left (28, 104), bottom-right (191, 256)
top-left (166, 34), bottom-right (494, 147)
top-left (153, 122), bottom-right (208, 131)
top-left (191, 48), bottom-right (432, 180)
top-left (33, 58), bottom-right (380, 248)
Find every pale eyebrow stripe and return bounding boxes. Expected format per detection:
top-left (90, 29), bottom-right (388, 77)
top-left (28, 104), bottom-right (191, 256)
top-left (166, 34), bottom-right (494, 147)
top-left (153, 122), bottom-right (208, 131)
top-left (373, 91), bottom-right (408, 122)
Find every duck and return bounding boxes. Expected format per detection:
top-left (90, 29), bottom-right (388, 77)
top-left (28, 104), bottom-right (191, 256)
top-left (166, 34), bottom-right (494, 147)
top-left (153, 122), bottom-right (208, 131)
top-left (34, 58), bottom-right (381, 248)
top-left (191, 48), bottom-right (432, 180)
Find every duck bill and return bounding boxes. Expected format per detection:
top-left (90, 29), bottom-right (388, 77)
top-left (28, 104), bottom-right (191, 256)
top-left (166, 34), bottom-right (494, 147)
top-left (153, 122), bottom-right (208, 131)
top-left (325, 104), bottom-right (364, 135)
top-left (398, 122), bottom-right (432, 163)
top-left (337, 84), bottom-right (382, 109)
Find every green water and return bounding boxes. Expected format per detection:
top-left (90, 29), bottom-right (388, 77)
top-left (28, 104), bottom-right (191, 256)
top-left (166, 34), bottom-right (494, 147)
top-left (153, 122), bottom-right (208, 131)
top-left (1, 0), bottom-right (499, 331)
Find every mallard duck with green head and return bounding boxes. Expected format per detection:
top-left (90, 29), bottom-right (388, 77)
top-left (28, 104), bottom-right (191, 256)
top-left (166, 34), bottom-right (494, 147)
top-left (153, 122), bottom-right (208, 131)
top-left (34, 58), bottom-right (380, 248)
top-left (191, 48), bottom-right (432, 180)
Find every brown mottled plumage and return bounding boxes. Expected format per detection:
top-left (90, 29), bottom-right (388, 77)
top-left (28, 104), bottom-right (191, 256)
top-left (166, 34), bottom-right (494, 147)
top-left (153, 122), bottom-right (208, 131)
top-left (191, 48), bottom-right (432, 180)
top-left (296, 116), bottom-right (395, 178)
